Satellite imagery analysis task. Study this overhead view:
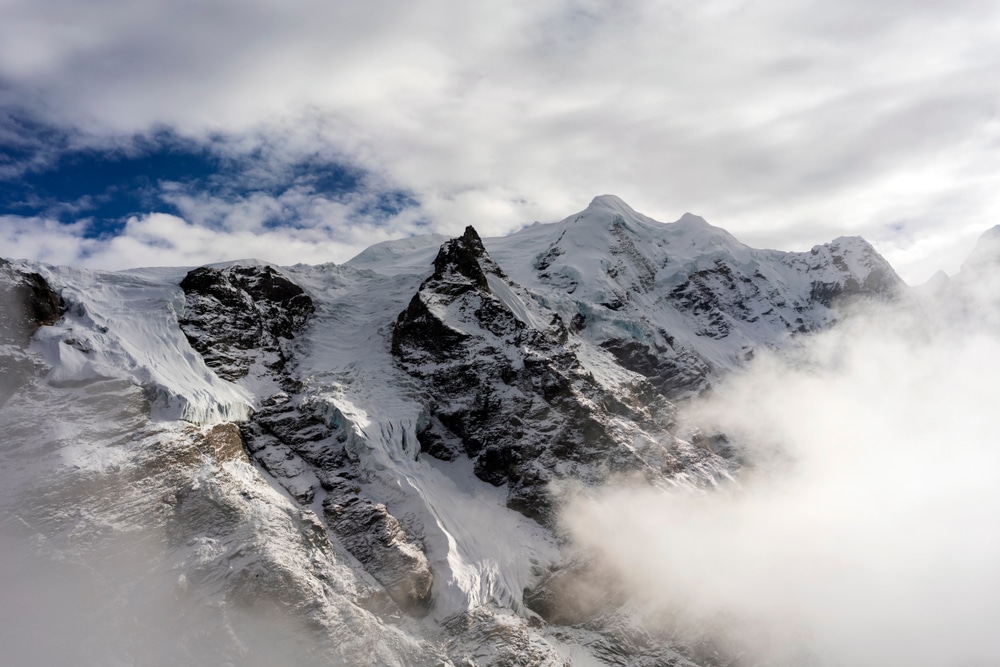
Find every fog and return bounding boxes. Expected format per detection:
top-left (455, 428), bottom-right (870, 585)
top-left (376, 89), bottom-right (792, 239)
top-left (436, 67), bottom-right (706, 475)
top-left (0, 518), bottom-right (340, 663)
top-left (562, 273), bottom-right (1000, 666)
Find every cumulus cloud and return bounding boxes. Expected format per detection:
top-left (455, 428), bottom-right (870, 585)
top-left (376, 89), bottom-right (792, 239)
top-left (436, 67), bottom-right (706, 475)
top-left (0, 192), bottom-right (427, 269)
top-left (2, 0), bottom-right (999, 278)
top-left (561, 264), bottom-right (1000, 665)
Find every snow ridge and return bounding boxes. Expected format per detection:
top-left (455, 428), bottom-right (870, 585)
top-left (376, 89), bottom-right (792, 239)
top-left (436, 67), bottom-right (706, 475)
top-left (486, 197), bottom-right (903, 395)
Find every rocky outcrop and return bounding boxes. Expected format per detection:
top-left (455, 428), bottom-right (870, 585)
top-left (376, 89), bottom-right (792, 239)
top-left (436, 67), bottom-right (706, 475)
top-left (523, 560), bottom-right (626, 626)
top-left (444, 607), bottom-right (571, 666)
top-left (0, 347), bottom-right (444, 667)
top-left (785, 236), bottom-right (903, 308)
top-left (240, 390), bottom-right (435, 617)
top-left (600, 336), bottom-right (713, 398)
top-left (0, 258), bottom-right (62, 346)
top-left (0, 259), bottom-right (62, 404)
top-left (393, 227), bottom-right (733, 524)
top-left (178, 263), bottom-right (435, 618)
top-left (322, 495), bottom-right (433, 616)
top-left (179, 264), bottom-right (314, 381)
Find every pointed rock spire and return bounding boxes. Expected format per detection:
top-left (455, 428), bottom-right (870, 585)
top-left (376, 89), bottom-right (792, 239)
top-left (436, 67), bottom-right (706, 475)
top-left (430, 225), bottom-right (505, 290)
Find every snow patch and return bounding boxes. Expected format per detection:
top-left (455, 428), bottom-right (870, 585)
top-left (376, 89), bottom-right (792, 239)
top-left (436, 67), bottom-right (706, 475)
top-left (30, 264), bottom-right (253, 425)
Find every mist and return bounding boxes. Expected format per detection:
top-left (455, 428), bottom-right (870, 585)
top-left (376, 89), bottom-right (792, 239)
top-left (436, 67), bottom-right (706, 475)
top-left (0, 531), bottom-right (346, 667)
top-left (562, 274), bottom-right (1000, 666)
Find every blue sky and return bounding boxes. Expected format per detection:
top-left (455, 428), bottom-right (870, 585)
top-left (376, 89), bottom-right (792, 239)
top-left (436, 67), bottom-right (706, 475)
top-left (1, 128), bottom-right (220, 235)
top-left (1, 0), bottom-right (999, 280)
top-left (0, 125), bottom-right (417, 237)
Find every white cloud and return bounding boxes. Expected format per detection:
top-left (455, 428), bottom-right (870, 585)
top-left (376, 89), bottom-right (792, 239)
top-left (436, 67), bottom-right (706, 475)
top-left (562, 275), bottom-right (1000, 666)
top-left (0, 216), bottom-right (99, 267)
top-left (0, 199), bottom-right (426, 270)
top-left (2, 0), bottom-right (999, 279)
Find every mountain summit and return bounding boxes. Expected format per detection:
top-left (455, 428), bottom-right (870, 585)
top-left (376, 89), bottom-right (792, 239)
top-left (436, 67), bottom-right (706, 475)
top-left (0, 197), bottom-right (908, 665)
top-left (486, 196), bottom-right (902, 396)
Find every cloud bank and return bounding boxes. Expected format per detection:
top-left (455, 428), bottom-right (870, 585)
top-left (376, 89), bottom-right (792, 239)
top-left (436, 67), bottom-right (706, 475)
top-left (563, 271), bottom-right (1000, 666)
top-left (2, 0), bottom-right (999, 279)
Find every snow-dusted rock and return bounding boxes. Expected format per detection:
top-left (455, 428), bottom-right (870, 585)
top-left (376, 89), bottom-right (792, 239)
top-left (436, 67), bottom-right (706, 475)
top-left (179, 264), bottom-right (314, 381)
top-left (0, 259), bottom-right (62, 404)
top-left (177, 263), bottom-right (438, 619)
top-left (0, 258), bottom-right (62, 345)
top-left (487, 195), bottom-right (903, 397)
top-left (392, 226), bottom-right (734, 524)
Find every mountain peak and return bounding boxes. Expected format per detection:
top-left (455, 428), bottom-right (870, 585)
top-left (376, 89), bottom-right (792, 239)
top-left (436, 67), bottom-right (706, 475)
top-left (586, 194), bottom-right (639, 217)
top-left (961, 224), bottom-right (1000, 274)
top-left (431, 225), bottom-right (504, 290)
top-left (675, 212), bottom-right (709, 226)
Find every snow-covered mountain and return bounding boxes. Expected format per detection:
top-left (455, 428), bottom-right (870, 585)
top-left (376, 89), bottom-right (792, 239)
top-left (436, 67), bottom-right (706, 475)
top-left (0, 196), bottom-right (910, 665)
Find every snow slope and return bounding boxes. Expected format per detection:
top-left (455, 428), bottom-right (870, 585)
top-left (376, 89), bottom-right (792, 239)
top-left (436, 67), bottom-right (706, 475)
top-left (26, 262), bottom-right (253, 423)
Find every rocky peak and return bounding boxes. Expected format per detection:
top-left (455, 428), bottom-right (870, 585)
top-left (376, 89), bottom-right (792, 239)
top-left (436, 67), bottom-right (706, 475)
top-left (430, 225), bottom-right (503, 290)
top-left (803, 236), bottom-right (904, 304)
top-left (391, 226), bottom-right (512, 362)
top-left (392, 231), bottom-right (734, 523)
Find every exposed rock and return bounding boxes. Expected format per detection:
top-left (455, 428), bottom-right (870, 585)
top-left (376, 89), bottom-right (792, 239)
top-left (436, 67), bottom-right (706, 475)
top-left (486, 198), bottom-right (905, 400)
top-left (600, 338), bottom-right (712, 398)
top-left (322, 495), bottom-right (434, 616)
top-left (0, 259), bottom-right (63, 404)
top-left (178, 263), bottom-right (435, 619)
top-left (179, 264), bottom-right (314, 381)
top-left (393, 227), bottom-right (733, 524)
top-left (197, 422), bottom-right (252, 464)
top-left (444, 607), bottom-right (571, 667)
top-left (0, 258), bottom-right (63, 346)
top-left (432, 225), bottom-right (503, 290)
top-left (240, 391), bottom-right (433, 618)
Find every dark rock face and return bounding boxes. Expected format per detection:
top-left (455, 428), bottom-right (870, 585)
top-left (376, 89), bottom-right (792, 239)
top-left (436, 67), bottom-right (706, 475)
top-left (432, 225), bottom-right (500, 290)
top-left (600, 337), bottom-right (712, 398)
top-left (177, 263), bottom-right (435, 618)
top-left (242, 395), bottom-right (434, 618)
top-left (792, 237), bottom-right (904, 308)
top-left (664, 248), bottom-right (898, 342)
top-left (239, 391), bottom-right (434, 618)
top-left (179, 265), bottom-right (314, 381)
top-left (245, 400), bottom-right (436, 621)
top-left (821, 238), bottom-right (902, 294)
top-left (0, 259), bottom-right (62, 346)
top-left (516, 209), bottom-right (905, 401)
top-left (322, 495), bottom-right (433, 616)
top-left (0, 259), bottom-right (63, 404)
top-left (393, 228), bottom-right (728, 524)
top-left (667, 261), bottom-right (753, 339)
top-left (444, 607), bottom-right (572, 666)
